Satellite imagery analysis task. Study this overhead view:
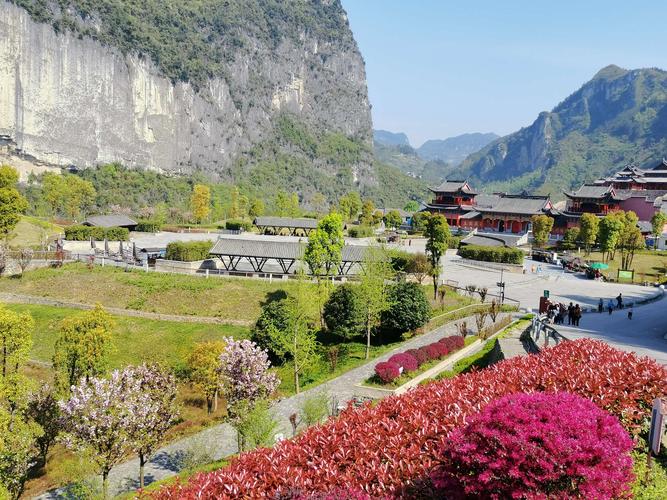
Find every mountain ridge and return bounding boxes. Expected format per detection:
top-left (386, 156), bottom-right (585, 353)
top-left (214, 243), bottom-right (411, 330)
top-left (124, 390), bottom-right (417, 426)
top-left (458, 65), bottom-right (667, 196)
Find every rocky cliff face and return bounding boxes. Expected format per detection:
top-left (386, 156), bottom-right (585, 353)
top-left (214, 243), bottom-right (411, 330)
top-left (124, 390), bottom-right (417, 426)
top-left (458, 65), bottom-right (667, 195)
top-left (0, 1), bottom-right (371, 176)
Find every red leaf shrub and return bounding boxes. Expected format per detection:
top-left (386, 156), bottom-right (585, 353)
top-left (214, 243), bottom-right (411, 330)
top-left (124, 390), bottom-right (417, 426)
top-left (388, 353), bottom-right (418, 373)
top-left (424, 343), bottom-right (444, 360)
top-left (406, 348), bottom-right (429, 366)
top-left (153, 340), bottom-right (666, 499)
top-left (418, 346), bottom-right (433, 361)
top-left (431, 392), bottom-right (634, 499)
top-left (374, 361), bottom-right (401, 383)
top-left (439, 335), bottom-right (464, 351)
top-left (431, 343), bottom-right (449, 359)
top-left (278, 486), bottom-right (373, 499)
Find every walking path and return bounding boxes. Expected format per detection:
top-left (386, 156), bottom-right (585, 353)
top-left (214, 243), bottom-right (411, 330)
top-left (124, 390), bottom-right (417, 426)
top-left (39, 313), bottom-right (497, 498)
top-left (554, 293), bottom-right (667, 365)
top-left (0, 292), bottom-right (252, 326)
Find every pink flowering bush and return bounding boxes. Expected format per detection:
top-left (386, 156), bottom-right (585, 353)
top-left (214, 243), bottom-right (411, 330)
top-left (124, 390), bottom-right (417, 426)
top-left (431, 392), bottom-right (635, 499)
top-left (218, 337), bottom-right (279, 413)
top-left (388, 353), bottom-right (418, 373)
top-left (374, 361), bottom-right (401, 383)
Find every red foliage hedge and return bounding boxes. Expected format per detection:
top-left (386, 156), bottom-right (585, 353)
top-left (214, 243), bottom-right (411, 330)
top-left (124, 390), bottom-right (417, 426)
top-left (153, 340), bottom-right (666, 499)
top-left (374, 361), bottom-right (401, 383)
top-left (423, 343), bottom-right (442, 360)
top-left (431, 392), bottom-right (635, 499)
top-left (388, 353), bottom-right (418, 373)
top-left (439, 335), bottom-right (464, 351)
top-left (405, 348), bottom-right (429, 366)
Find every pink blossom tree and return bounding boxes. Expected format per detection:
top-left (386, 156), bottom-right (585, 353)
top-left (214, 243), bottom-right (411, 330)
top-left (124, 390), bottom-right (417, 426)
top-left (218, 337), bottom-right (279, 417)
top-left (59, 370), bottom-right (134, 499)
top-left (122, 364), bottom-right (179, 488)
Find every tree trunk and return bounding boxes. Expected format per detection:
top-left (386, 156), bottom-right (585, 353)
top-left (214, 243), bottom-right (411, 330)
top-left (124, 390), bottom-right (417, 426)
top-left (432, 274), bottom-right (438, 300)
top-left (206, 396), bottom-right (213, 414)
top-left (139, 453), bottom-right (146, 489)
top-left (365, 317), bottom-right (371, 360)
top-left (294, 366), bottom-right (300, 394)
top-left (102, 470), bottom-right (109, 499)
top-left (213, 388), bottom-right (218, 412)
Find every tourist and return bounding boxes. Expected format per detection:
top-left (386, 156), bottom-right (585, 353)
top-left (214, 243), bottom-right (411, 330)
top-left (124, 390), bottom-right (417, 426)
top-left (616, 293), bottom-right (623, 309)
top-left (607, 299), bottom-right (614, 315)
top-left (598, 298), bottom-right (603, 313)
top-left (573, 304), bottom-right (582, 326)
top-left (627, 305), bottom-right (633, 320)
top-left (567, 302), bottom-right (574, 325)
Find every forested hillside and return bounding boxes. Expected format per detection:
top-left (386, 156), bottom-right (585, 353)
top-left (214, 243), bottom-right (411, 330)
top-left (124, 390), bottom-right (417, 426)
top-left (458, 66), bottom-right (667, 196)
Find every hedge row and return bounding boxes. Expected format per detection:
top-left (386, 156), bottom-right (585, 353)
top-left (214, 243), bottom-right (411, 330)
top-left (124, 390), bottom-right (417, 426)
top-left (375, 336), bottom-right (466, 383)
top-left (348, 225), bottom-right (374, 238)
top-left (222, 219), bottom-right (254, 231)
top-left (64, 225), bottom-right (129, 241)
top-left (165, 241), bottom-right (212, 262)
top-left (135, 220), bottom-right (163, 232)
top-left (457, 244), bottom-right (523, 264)
top-left (152, 340), bottom-right (665, 499)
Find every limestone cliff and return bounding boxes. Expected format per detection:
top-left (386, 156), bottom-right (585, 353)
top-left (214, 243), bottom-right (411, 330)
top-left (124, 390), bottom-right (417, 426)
top-left (0, 0), bottom-right (372, 178)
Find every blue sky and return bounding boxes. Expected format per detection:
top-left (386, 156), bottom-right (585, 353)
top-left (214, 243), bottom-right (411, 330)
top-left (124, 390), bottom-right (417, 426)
top-left (341, 0), bottom-right (667, 147)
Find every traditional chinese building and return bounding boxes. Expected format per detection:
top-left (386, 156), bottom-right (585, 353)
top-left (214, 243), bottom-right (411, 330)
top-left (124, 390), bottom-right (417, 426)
top-left (565, 159), bottom-right (667, 221)
top-left (423, 181), bottom-right (557, 234)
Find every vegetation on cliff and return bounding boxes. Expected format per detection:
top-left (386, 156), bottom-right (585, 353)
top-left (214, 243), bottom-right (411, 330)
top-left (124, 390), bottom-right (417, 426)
top-left (458, 66), bottom-right (667, 196)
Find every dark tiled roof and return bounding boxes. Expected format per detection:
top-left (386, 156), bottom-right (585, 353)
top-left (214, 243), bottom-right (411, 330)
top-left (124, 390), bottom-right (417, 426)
top-left (565, 185), bottom-right (614, 199)
top-left (429, 180), bottom-right (476, 194)
top-left (253, 216), bottom-right (319, 229)
top-left (84, 215), bottom-right (137, 228)
top-left (477, 195), bottom-right (549, 215)
top-left (209, 238), bottom-right (368, 262)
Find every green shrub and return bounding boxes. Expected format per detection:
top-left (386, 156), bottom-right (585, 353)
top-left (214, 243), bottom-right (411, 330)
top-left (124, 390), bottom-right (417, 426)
top-left (136, 220), bottom-right (163, 232)
top-left (323, 284), bottom-right (364, 340)
top-left (457, 245), bottom-right (523, 264)
top-left (224, 220), bottom-right (253, 231)
top-left (64, 225), bottom-right (128, 241)
top-left (104, 226), bottom-right (130, 241)
top-left (165, 241), bottom-right (212, 261)
top-left (347, 225), bottom-right (374, 238)
top-left (447, 236), bottom-right (461, 249)
top-left (380, 282), bottom-right (431, 342)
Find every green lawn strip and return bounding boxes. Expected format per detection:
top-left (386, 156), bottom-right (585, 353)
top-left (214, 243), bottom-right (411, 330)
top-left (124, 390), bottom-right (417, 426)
top-left (632, 449), bottom-right (667, 499)
top-left (0, 262), bottom-right (314, 321)
top-left (362, 335), bottom-right (480, 389)
top-left (570, 249), bottom-right (667, 283)
top-left (6, 303), bottom-right (249, 370)
top-left (274, 339), bottom-right (408, 396)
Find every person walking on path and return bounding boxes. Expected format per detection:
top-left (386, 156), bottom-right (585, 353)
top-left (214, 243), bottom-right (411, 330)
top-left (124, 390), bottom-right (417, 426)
top-left (598, 298), bottom-right (604, 313)
top-left (627, 304), bottom-right (633, 320)
top-left (607, 299), bottom-right (614, 315)
top-left (616, 293), bottom-right (623, 309)
top-left (573, 304), bottom-right (582, 327)
top-left (567, 302), bottom-right (574, 325)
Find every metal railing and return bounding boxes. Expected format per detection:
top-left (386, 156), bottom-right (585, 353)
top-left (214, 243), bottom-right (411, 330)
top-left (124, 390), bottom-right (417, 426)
top-left (525, 314), bottom-right (568, 349)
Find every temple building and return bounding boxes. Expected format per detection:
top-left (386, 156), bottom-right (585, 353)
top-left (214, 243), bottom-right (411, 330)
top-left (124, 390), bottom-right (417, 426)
top-left (565, 159), bottom-right (667, 221)
top-left (423, 180), bottom-right (558, 234)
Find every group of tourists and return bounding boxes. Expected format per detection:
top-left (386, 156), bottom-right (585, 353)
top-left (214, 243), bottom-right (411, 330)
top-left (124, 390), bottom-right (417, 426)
top-left (546, 302), bottom-right (582, 326)
top-left (598, 293), bottom-right (633, 319)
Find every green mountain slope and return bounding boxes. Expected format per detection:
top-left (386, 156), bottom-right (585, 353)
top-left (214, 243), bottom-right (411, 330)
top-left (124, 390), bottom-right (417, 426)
top-left (458, 65), bottom-right (667, 196)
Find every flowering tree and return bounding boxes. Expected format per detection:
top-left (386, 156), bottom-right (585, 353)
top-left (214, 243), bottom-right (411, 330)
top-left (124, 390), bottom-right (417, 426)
top-left (122, 364), bottom-right (179, 488)
top-left (59, 370), bottom-right (134, 498)
top-left (218, 338), bottom-right (279, 418)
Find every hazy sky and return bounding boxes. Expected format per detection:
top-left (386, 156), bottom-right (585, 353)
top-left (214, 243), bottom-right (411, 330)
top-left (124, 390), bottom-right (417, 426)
top-left (341, 0), bottom-right (667, 147)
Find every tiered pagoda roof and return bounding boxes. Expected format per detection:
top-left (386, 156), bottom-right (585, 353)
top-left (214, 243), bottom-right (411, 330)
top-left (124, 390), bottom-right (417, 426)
top-left (429, 180), bottom-right (477, 195)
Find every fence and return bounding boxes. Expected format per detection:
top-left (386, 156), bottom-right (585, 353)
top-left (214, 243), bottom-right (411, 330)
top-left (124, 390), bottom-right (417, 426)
top-left (522, 314), bottom-right (568, 349)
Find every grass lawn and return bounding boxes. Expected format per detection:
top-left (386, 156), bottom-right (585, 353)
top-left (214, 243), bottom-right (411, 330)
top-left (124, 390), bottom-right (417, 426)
top-left (7, 303), bottom-right (250, 369)
top-left (0, 263), bottom-right (315, 322)
top-left (7, 215), bottom-right (62, 248)
top-left (571, 249), bottom-right (667, 283)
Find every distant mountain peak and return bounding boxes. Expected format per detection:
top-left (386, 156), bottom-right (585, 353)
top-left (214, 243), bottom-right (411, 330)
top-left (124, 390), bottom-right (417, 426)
top-left (417, 132), bottom-right (499, 165)
top-left (592, 64), bottom-right (628, 81)
top-left (373, 129), bottom-right (411, 147)
top-left (458, 66), bottom-right (667, 196)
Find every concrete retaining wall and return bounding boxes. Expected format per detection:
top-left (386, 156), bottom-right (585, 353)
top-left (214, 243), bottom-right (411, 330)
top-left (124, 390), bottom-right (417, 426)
top-left (155, 259), bottom-right (218, 274)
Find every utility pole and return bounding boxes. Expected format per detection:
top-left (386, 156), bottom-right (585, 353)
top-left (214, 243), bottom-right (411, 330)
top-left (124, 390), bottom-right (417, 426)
top-left (496, 268), bottom-right (506, 304)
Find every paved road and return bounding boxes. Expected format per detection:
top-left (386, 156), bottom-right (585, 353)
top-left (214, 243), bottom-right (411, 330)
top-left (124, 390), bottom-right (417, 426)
top-left (555, 294), bottom-right (667, 365)
top-left (440, 252), bottom-right (662, 311)
top-left (41, 312), bottom-right (498, 498)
